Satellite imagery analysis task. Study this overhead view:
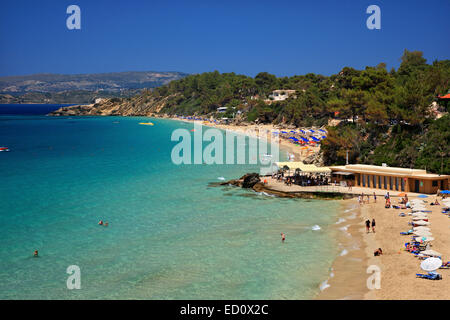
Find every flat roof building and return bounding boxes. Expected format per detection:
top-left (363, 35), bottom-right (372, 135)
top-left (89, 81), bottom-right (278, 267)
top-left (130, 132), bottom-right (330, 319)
top-left (330, 164), bottom-right (450, 194)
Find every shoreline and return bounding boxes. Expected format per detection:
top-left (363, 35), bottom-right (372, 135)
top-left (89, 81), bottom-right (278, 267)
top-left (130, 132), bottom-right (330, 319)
top-left (315, 199), bottom-right (370, 299)
top-left (156, 115), bottom-right (321, 163)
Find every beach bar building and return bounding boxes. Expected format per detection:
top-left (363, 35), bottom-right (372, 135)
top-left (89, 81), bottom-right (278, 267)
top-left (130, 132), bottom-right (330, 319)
top-left (329, 164), bottom-right (450, 194)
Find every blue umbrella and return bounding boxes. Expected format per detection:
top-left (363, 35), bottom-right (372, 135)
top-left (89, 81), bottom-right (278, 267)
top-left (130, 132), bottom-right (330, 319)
top-left (281, 131), bottom-right (287, 133)
top-left (439, 190), bottom-right (450, 194)
top-left (300, 129), bottom-right (306, 134)
top-left (310, 129), bottom-right (315, 133)
top-left (417, 195), bottom-right (428, 198)
top-left (322, 136), bottom-right (327, 139)
top-left (301, 137), bottom-right (309, 142)
top-left (311, 137), bottom-right (320, 142)
top-left (319, 129), bottom-right (326, 132)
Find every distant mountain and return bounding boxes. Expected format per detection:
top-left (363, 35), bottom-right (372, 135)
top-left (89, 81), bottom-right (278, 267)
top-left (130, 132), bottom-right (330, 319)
top-left (0, 71), bottom-right (188, 104)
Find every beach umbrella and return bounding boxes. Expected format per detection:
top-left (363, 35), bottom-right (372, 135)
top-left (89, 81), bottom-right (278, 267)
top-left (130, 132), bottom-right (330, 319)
top-left (421, 257), bottom-right (442, 271)
top-left (417, 195), bottom-right (428, 198)
top-left (439, 190), bottom-right (450, 194)
top-left (413, 226), bottom-right (431, 231)
top-left (413, 230), bottom-right (432, 237)
top-left (414, 236), bottom-right (434, 242)
top-left (420, 250), bottom-right (442, 257)
top-left (398, 192), bottom-right (407, 197)
top-left (319, 129), bottom-right (326, 132)
top-left (311, 137), bottom-right (320, 142)
top-left (412, 214), bottom-right (428, 219)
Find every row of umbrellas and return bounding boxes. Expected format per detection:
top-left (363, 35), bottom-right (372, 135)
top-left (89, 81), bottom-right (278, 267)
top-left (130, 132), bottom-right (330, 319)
top-left (408, 199), bottom-right (443, 272)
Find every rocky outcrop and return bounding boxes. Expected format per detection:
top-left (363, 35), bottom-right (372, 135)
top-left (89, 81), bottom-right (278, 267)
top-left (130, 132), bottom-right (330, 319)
top-left (303, 151), bottom-right (324, 166)
top-left (241, 173), bottom-right (261, 188)
top-left (220, 173), bottom-right (261, 188)
top-left (48, 93), bottom-right (180, 117)
top-left (220, 173), bottom-right (351, 199)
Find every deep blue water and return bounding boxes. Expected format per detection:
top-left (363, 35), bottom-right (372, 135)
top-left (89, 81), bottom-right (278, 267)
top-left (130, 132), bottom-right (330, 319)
top-left (0, 109), bottom-right (341, 299)
top-left (0, 104), bottom-right (74, 115)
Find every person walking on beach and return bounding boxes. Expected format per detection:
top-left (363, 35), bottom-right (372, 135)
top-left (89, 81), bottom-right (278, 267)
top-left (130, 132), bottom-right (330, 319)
top-left (373, 192), bottom-right (377, 203)
top-left (358, 195), bottom-right (362, 205)
top-left (281, 233), bottom-right (285, 243)
top-left (371, 219), bottom-right (376, 233)
top-left (365, 220), bottom-right (371, 233)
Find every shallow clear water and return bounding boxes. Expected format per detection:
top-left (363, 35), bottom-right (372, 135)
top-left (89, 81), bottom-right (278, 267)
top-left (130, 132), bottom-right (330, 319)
top-left (0, 115), bottom-right (340, 299)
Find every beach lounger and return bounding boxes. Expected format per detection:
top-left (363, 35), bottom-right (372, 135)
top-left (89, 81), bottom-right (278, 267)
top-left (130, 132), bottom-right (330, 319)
top-left (416, 272), bottom-right (442, 280)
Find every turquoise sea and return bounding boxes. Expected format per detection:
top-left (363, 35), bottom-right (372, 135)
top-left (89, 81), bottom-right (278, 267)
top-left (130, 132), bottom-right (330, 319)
top-left (0, 107), bottom-right (341, 299)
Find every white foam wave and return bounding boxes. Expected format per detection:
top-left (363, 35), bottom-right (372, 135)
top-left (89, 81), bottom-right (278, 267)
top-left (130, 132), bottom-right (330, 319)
top-left (311, 225), bottom-right (321, 231)
top-left (319, 280), bottom-right (330, 291)
top-left (340, 249), bottom-right (348, 256)
top-left (217, 177), bottom-right (225, 181)
top-left (335, 217), bottom-right (346, 225)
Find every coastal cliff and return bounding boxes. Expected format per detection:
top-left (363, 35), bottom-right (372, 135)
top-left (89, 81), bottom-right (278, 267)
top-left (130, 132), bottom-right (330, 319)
top-left (49, 94), bottom-right (178, 117)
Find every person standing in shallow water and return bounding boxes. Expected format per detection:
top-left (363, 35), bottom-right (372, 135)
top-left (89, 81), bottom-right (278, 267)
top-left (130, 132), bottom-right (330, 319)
top-left (33, 250), bottom-right (38, 257)
top-left (281, 233), bottom-right (285, 243)
top-left (372, 219), bottom-right (376, 233)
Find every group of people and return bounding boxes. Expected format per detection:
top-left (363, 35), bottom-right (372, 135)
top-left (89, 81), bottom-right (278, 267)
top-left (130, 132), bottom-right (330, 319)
top-left (358, 192), bottom-right (377, 205)
top-left (273, 171), bottom-right (329, 187)
top-left (365, 219), bottom-right (376, 233)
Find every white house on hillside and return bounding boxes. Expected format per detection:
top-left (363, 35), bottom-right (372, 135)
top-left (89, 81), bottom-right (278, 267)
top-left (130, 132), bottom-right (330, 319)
top-left (268, 90), bottom-right (296, 101)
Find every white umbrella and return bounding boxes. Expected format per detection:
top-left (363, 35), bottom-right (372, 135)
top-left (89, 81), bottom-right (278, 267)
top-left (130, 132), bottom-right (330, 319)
top-left (413, 221), bottom-right (430, 226)
top-left (412, 214), bottom-right (428, 218)
top-left (413, 226), bottom-right (431, 231)
top-left (414, 236), bottom-right (434, 242)
top-left (420, 250), bottom-right (442, 257)
top-left (413, 230), bottom-right (432, 237)
top-left (421, 257), bottom-right (442, 271)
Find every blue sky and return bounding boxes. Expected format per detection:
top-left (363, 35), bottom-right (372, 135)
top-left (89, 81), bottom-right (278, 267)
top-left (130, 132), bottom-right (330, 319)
top-left (0, 0), bottom-right (449, 77)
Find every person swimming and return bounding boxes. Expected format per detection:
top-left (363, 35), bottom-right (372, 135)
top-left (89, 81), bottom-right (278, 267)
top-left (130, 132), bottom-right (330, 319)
top-left (98, 220), bottom-right (103, 225)
top-left (33, 250), bottom-right (38, 257)
top-left (281, 233), bottom-right (285, 242)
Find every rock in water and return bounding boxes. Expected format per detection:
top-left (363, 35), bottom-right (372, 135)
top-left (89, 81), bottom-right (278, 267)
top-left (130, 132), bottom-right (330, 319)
top-left (241, 173), bottom-right (261, 188)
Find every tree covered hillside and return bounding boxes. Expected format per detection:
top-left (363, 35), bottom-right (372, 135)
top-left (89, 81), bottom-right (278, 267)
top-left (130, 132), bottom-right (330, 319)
top-left (53, 50), bottom-right (450, 173)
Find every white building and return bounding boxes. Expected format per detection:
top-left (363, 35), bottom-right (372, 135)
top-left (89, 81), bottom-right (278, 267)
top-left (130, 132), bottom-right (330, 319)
top-left (268, 90), bottom-right (296, 101)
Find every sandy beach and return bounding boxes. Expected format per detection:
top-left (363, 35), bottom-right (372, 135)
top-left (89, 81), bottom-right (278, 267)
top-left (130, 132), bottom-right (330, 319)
top-left (318, 195), bottom-right (450, 300)
top-left (167, 116), bottom-right (321, 163)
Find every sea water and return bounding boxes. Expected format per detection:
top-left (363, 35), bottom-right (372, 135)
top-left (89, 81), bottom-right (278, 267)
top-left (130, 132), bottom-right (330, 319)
top-left (0, 108), bottom-right (341, 299)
